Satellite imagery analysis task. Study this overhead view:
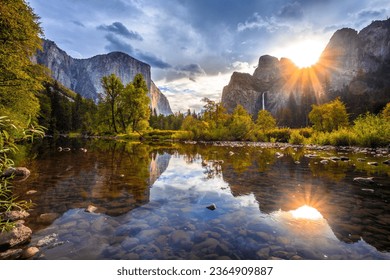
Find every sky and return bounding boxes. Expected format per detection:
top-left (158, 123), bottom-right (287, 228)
top-left (28, 0), bottom-right (390, 113)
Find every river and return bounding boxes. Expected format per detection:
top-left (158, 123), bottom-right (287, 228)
top-left (13, 138), bottom-right (390, 259)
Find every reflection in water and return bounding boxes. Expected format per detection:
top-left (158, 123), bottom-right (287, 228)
top-left (12, 140), bottom-right (390, 259)
top-left (290, 205), bottom-right (324, 220)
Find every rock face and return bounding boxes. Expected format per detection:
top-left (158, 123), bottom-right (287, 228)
top-left (222, 19), bottom-right (390, 125)
top-left (35, 40), bottom-right (173, 115)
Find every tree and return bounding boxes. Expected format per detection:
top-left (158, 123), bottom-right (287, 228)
top-left (228, 105), bottom-right (255, 140)
top-left (309, 98), bottom-right (349, 132)
top-left (0, 0), bottom-right (46, 126)
top-left (117, 73), bottom-right (150, 133)
top-left (100, 74), bottom-right (124, 133)
top-left (256, 110), bottom-right (277, 132)
top-left (382, 102), bottom-right (390, 120)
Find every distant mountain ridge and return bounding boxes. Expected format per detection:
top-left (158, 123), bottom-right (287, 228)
top-left (222, 19), bottom-right (390, 126)
top-left (35, 40), bottom-right (173, 116)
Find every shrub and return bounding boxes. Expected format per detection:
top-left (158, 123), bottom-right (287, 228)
top-left (353, 113), bottom-right (390, 147)
top-left (328, 128), bottom-right (358, 146)
top-left (289, 130), bottom-right (305, 145)
top-left (266, 128), bottom-right (291, 143)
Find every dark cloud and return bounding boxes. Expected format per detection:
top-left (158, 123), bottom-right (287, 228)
top-left (98, 22), bottom-right (143, 41)
top-left (164, 63), bottom-right (206, 82)
top-left (277, 2), bottom-right (304, 19)
top-left (137, 52), bottom-right (172, 69)
top-left (104, 34), bottom-right (135, 54)
top-left (104, 34), bottom-right (171, 69)
top-left (72, 20), bottom-right (85, 27)
top-left (357, 9), bottom-right (387, 21)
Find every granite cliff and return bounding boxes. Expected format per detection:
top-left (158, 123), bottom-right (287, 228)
top-left (222, 19), bottom-right (390, 126)
top-left (35, 40), bottom-right (173, 116)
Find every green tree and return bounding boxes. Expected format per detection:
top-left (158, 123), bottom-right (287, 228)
top-left (201, 98), bottom-right (229, 129)
top-left (309, 98), bottom-right (349, 132)
top-left (382, 102), bottom-right (390, 121)
top-left (100, 74), bottom-right (124, 133)
top-left (256, 110), bottom-right (277, 132)
top-left (228, 105), bottom-right (255, 140)
top-left (117, 74), bottom-right (150, 133)
top-left (0, 0), bottom-right (46, 125)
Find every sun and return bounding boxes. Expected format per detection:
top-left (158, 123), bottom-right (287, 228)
top-left (290, 205), bottom-right (324, 220)
top-left (272, 39), bottom-right (325, 68)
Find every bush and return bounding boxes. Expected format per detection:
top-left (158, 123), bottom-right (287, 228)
top-left (310, 131), bottom-right (332, 146)
top-left (328, 128), bottom-right (358, 146)
top-left (266, 128), bottom-right (291, 143)
top-left (289, 130), bottom-right (305, 145)
top-left (353, 113), bottom-right (390, 147)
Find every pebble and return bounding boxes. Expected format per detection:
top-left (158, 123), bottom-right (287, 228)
top-left (85, 205), bottom-right (98, 213)
top-left (38, 213), bottom-right (60, 224)
top-left (206, 203), bottom-right (217, 210)
top-left (22, 247), bottom-right (39, 259)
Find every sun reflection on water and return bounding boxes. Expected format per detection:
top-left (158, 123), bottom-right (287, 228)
top-left (290, 205), bottom-right (324, 220)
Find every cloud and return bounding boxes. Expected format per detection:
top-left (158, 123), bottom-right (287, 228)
top-left (104, 34), bottom-right (171, 69)
top-left (104, 34), bottom-right (135, 54)
top-left (237, 13), bottom-right (288, 33)
top-left (137, 52), bottom-right (172, 69)
top-left (164, 64), bottom-right (206, 82)
top-left (98, 22), bottom-right (143, 41)
top-left (72, 20), bottom-right (85, 27)
top-left (277, 2), bottom-right (304, 19)
top-left (356, 9), bottom-right (388, 21)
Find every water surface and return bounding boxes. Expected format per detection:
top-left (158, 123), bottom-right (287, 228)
top-left (14, 139), bottom-right (390, 259)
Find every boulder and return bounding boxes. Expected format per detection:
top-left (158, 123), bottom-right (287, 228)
top-left (0, 210), bottom-right (29, 222)
top-left (1, 167), bottom-right (30, 180)
top-left (0, 223), bottom-right (32, 250)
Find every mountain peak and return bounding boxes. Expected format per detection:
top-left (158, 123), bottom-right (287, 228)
top-left (36, 39), bottom-right (172, 115)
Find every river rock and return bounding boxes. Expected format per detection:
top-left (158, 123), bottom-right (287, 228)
top-left (22, 247), bottom-right (39, 259)
top-left (320, 160), bottom-right (329, 165)
top-left (85, 205), bottom-right (98, 213)
top-left (353, 177), bottom-right (376, 186)
top-left (1, 167), bottom-right (30, 180)
top-left (38, 213), bottom-right (60, 224)
top-left (121, 237), bottom-right (140, 250)
top-left (36, 233), bottom-right (59, 247)
top-left (26, 190), bottom-right (37, 195)
top-left (170, 230), bottom-right (192, 246)
top-left (367, 162), bottom-right (378, 166)
top-left (0, 248), bottom-right (23, 260)
top-left (206, 203), bottom-right (217, 210)
top-left (0, 210), bottom-right (29, 222)
top-left (383, 159), bottom-right (390, 165)
top-left (0, 223), bottom-right (32, 250)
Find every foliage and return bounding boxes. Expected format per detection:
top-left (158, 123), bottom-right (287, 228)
top-left (1, 116), bottom-right (44, 232)
top-left (98, 73), bottom-right (150, 135)
top-left (265, 128), bottom-right (291, 143)
top-left (227, 105), bottom-right (255, 140)
top-left (256, 110), bottom-right (277, 132)
top-left (289, 130), bottom-right (305, 145)
top-left (149, 112), bottom-right (185, 130)
top-left (382, 102), bottom-right (390, 120)
top-left (181, 115), bottom-right (209, 140)
top-left (37, 81), bottom-right (98, 135)
top-left (352, 112), bottom-right (390, 147)
top-left (100, 74), bottom-right (124, 133)
top-left (0, 0), bottom-right (47, 126)
top-left (309, 98), bottom-right (349, 132)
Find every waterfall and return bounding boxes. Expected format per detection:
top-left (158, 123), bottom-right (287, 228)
top-left (262, 92), bottom-right (265, 110)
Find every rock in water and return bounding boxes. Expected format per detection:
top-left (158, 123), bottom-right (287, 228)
top-left (85, 205), bottom-right (98, 213)
top-left (353, 177), bottom-right (376, 186)
top-left (0, 223), bottom-right (32, 250)
top-left (22, 247), bottom-right (39, 259)
top-left (1, 167), bottom-right (30, 180)
top-left (206, 203), bottom-right (217, 211)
